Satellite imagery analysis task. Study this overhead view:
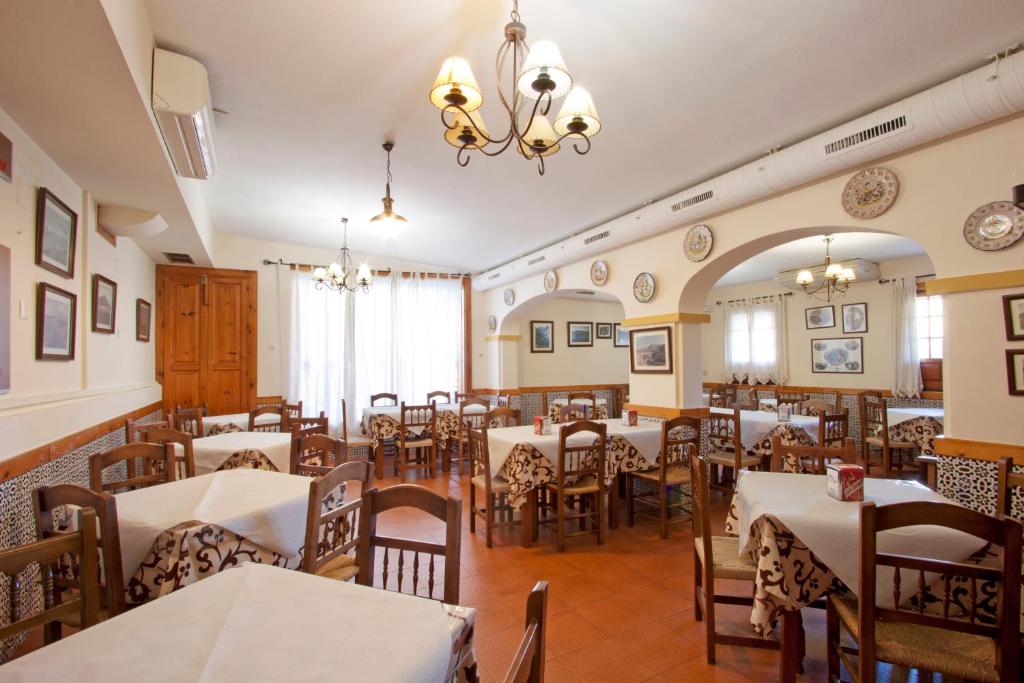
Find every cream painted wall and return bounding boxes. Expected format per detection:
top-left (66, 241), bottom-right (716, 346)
top-left (514, 298), bottom-right (628, 387)
top-left (0, 104), bottom-right (159, 462)
top-left (701, 254), bottom-right (933, 389)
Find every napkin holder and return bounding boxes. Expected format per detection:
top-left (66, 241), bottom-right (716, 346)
top-left (533, 416), bottom-right (552, 435)
top-left (777, 402), bottom-right (792, 422)
top-left (826, 463), bottom-right (864, 501)
top-left (621, 409), bottom-right (638, 427)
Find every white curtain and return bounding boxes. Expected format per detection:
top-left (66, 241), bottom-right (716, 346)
top-left (892, 278), bottom-right (922, 398)
top-left (722, 296), bottom-right (787, 384)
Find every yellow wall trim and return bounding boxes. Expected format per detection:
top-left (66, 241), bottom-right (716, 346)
top-left (621, 311), bottom-right (711, 327)
top-left (925, 268), bottom-right (1024, 296)
top-left (484, 334), bottom-right (521, 342)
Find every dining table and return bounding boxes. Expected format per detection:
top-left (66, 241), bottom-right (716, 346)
top-left (360, 402), bottom-right (485, 452)
top-left (201, 410), bottom-right (280, 436)
top-left (1, 562), bottom-right (478, 682)
top-left (709, 406), bottom-right (820, 457)
top-left (884, 406), bottom-right (944, 454)
top-left (176, 431), bottom-right (293, 475)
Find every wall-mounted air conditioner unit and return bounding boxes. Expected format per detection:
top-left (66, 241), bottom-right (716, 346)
top-left (152, 48), bottom-right (217, 179)
top-left (774, 258), bottom-right (880, 291)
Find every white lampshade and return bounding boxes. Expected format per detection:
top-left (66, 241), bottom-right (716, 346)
top-left (517, 114), bottom-right (560, 158)
top-left (517, 40), bottom-right (572, 100)
top-left (796, 270), bottom-right (814, 285)
top-left (841, 267), bottom-right (856, 281)
top-left (327, 262), bottom-right (343, 278)
top-left (429, 57), bottom-right (483, 112)
top-left (825, 263), bottom-right (843, 278)
top-left (554, 86), bottom-right (601, 137)
top-left (356, 263), bottom-right (372, 285)
top-left (312, 266), bottom-right (327, 282)
top-left (444, 109), bottom-right (489, 148)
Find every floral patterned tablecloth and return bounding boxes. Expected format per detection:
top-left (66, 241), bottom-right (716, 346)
top-left (360, 409), bottom-right (462, 450)
top-left (883, 414), bottom-right (944, 456)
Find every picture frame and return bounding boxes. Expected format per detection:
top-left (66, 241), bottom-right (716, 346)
top-left (567, 321), bottom-right (593, 347)
top-left (841, 302), bottom-right (868, 334)
top-left (91, 274), bottom-right (117, 334)
top-left (1003, 294), bottom-right (1024, 341)
top-left (805, 305), bottom-right (835, 330)
top-left (595, 322), bottom-right (613, 339)
top-left (810, 337), bottom-right (863, 374)
top-left (136, 298), bottom-right (152, 342)
top-left (36, 282), bottom-right (77, 361)
top-left (530, 320), bottom-right (553, 353)
top-left (629, 326), bottom-right (672, 374)
top-left (1007, 349), bottom-right (1024, 396)
top-left (613, 323), bottom-right (629, 348)
top-left (35, 188), bottom-right (78, 279)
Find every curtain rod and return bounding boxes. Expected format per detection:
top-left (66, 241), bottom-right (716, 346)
top-left (716, 292), bottom-right (792, 306)
top-left (877, 273), bottom-right (935, 285)
top-left (261, 258), bottom-right (469, 279)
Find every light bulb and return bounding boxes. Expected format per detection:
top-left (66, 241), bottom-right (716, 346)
top-left (841, 267), bottom-right (856, 281)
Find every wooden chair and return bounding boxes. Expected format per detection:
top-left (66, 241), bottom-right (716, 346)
top-left (996, 456), bottom-right (1024, 516)
top-left (826, 501), bottom-right (1022, 683)
top-left (426, 390), bottom-right (451, 405)
top-left (801, 399), bottom-right (835, 417)
top-left (729, 401), bottom-right (758, 411)
top-left (292, 433), bottom-right (348, 477)
top-left (706, 408), bottom-right (760, 489)
top-left (770, 436), bottom-right (857, 474)
top-left (0, 508), bottom-right (100, 646)
top-left (467, 424), bottom-right (516, 547)
top-left (370, 392), bottom-right (398, 406)
top-left (357, 485), bottom-right (462, 603)
top-left (175, 402), bottom-right (209, 416)
top-left (248, 405), bottom-right (286, 433)
top-left (33, 484), bottom-right (125, 627)
top-left (396, 403), bottom-right (437, 482)
top-left (455, 398), bottom-right (491, 474)
top-left (171, 407), bottom-right (204, 438)
top-left (557, 403), bottom-right (593, 423)
top-left (124, 417), bottom-right (169, 444)
top-left (89, 442), bottom-right (176, 494)
top-left (302, 461), bottom-right (373, 583)
top-left (496, 394), bottom-right (511, 408)
top-left (775, 395), bottom-right (805, 412)
top-left (861, 396), bottom-right (916, 477)
top-left (818, 411), bottom-right (849, 449)
top-left (487, 406), bottom-right (520, 428)
top-left (141, 427), bottom-right (196, 479)
top-left (503, 581), bottom-right (549, 683)
top-left (454, 392), bottom-right (471, 402)
top-left (282, 400), bottom-right (303, 424)
top-left (289, 412), bottom-right (328, 438)
top-left (566, 391), bottom-right (597, 413)
top-left (626, 415), bottom-right (700, 539)
top-left (537, 420), bottom-right (607, 553)
top-left (340, 398), bottom-right (374, 454)
top-left (690, 446), bottom-right (776, 664)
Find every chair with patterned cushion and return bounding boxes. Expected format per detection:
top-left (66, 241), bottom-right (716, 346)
top-left (370, 392), bottom-right (398, 406)
top-left (302, 461), bottom-right (373, 583)
top-left (690, 445), bottom-right (776, 664)
top-left (396, 403), bottom-right (437, 482)
top-left (248, 405), bottom-right (286, 433)
top-left (487, 406), bottom-right (520, 428)
top-left (455, 398), bottom-right (491, 474)
top-left (89, 443), bottom-right (176, 494)
top-left (503, 581), bottom-right (549, 683)
top-left (171, 408), bottom-right (204, 438)
top-left (537, 420), bottom-right (607, 553)
top-left (706, 408), bottom-right (760, 490)
top-left (770, 436), bottom-right (857, 474)
top-left (818, 411), bottom-right (849, 449)
top-left (292, 433), bottom-right (347, 477)
top-left (826, 500), bottom-right (1021, 683)
top-left (861, 396), bottom-right (916, 477)
top-left (626, 415), bottom-right (700, 539)
top-left (124, 418), bottom-right (170, 444)
top-left (467, 424), bottom-right (516, 547)
top-left (141, 427), bottom-right (196, 479)
top-left (426, 390), bottom-right (451, 405)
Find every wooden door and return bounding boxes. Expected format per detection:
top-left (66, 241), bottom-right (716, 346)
top-left (157, 265), bottom-right (257, 415)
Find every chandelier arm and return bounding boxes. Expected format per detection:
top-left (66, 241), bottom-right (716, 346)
top-left (455, 146), bottom-right (472, 167)
top-left (536, 153), bottom-right (546, 176)
top-left (549, 131), bottom-right (592, 155)
top-left (518, 90), bottom-right (551, 142)
top-left (461, 135), bottom-right (518, 158)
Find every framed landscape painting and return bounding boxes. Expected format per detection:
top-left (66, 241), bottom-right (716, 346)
top-left (530, 320), bottom-right (553, 353)
top-left (811, 337), bottom-right (863, 374)
top-left (613, 323), bottom-right (629, 347)
top-left (37, 282), bottom-right (76, 360)
top-left (35, 188), bottom-right (78, 279)
top-left (136, 298), bottom-right (152, 342)
top-left (567, 321), bottom-right (593, 347)
top-left (595, 322), bottom-right (613, 339)
top-left (630, 326), bottom-right (672, 374)
top-left (91, 274), bottom-right (117, 333)
top-left (805, 305), bottom-right (835, 330)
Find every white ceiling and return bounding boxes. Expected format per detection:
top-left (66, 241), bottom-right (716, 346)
top-left (143, 0), bottom-right (1024, 272)
top-left (713, 232), bottom-right (927, 288)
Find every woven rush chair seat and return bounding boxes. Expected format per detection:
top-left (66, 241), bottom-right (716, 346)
top-left (546, 475), bottom-right (599, 496)
top-left (471, 473), bottom-right (509, 492)
top-left (864, 435), bottom-right (916, 449)
top-left (631, 465), bottom-right (690, 485)
top-left (829, 595), bottom-right (999, 683)
top-left (316, 552), bottom-right (359, 582)
top-left (707, 451), bottom-right (761, 468)
top-left (694, 534), bottom-right (758, 581)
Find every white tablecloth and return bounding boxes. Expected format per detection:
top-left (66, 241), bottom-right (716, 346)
top-left (886, 407), bottom-right (944, 428)
top-left (176, 432), bottom-right (293, 474)
top-left (0, 563), bottom-right (452, 682)
top-left (202, 411), bottom-right (280, 436)
top-left (735, 472), bottom-right (986, 603)
top-left (486, 419), bottom-right (662, 478)
top-left (114, 470), bottom-right (311, 579)
top-left (710, 407), bottom-right (819, 448)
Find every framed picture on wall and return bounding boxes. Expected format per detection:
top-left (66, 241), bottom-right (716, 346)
top-left (1003, 294), bottom-right (1024, 341)
top-left (805, 305), bottom-right (835, 329)
top-left (530, 320), bottom-right (553, 353)
top-left (613, 323), bottom-right (629, 347)
top-left (37, 282), bottom-right (77, 361)
top-left (810, 337), bottom-right (863, 374)
top-left (841, 302), bottom-right (868, 334)
top-left (91, 274), bottom-right (117, 333)
top-left (136, 298), bottom-right (152, 342)
top-left (35, 188), bottom-right (78, 279)
top-left (629, 326), bottom-right (672, 374)
top-left (595, 322), bottom-right (613, 339)
top-left (1007, 350), bottom-right (1024, 396)
top-left (567, 321), bottom-right (593, 347)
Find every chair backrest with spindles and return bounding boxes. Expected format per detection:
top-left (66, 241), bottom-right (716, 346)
top-left (124, 418), bottom-right (170, 444)
top-left (467, 424), bottom-right (492, 482)
top-left (171, 408), bottom-right (204, 438)
top-left (291, 433), bottom-right (348, 477)
top-left (558, 403), bottom-right (593, 423)
top-left (249, 405), bottom-right (285, 433)
top-left (566, 391), bottom-right (596, 407)
top-left (487, 407), bottom-right (520, 428)
top-left (89, 443), bottom-right (176, 494)
top-left (290, 412), bottom-right (328, 438)
top-left (801, 399), bottom-right (835, 416)
top-left (400, 402), bottom-right (436, 437)
top-left (426, 390), bottom-right (451, 405)
top-left (858, 390), bottom-right (885, 438)
top-left (370, 392), bottom-right (398, 406)
top-left (357, 485), bottom-right (462, 603)
top-left (658, 415), bottom-right (700, 484)
top-left (818, 411), bottom-right (849, 448)
top-left (502, 581), bottom-right (549, 683)
top-left (282, 401), bottom-right (303, 422)
top-left (175, 402), bottom-right (209, 416)
top-left (707, 409), bottom-right (743, 470)
top-left (496, 394), bottom-right (511, 408)
top-left (141, 427), bottom-right (196, 479)
top-left (302, 461), bottom-right (372, 576)
top-left (556, 420), bottom-right (606, 491)
top-left (770, 436), bottom-right (857, 474)
top-left (459, 398), bottom-right (491, 433)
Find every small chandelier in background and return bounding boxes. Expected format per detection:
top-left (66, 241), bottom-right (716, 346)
top-left (428, 0), bottom-right (601, 175)
top-left (796, 236), bottom-right (856, 302)
top-left (370, 142), bottom-right (409, 226)
top-left (312, 218), bottom-right (373, 293)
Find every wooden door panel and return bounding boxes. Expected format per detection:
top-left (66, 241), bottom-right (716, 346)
top-left (172, 281), bottom-right (202, 365)
top-left (170, 372), bottom-right (201, 411)
top-left (208, 280), bottom-right (242, 366)
top-left (208, 370), bottom-right (244, 416)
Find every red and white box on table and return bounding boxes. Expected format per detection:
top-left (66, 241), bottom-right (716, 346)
top-left (620, 409), bottom-right (638, 426)
top-left (533, 416), bottom-right (552, 435)
top-left (826, 463), bottom-right (864, 501)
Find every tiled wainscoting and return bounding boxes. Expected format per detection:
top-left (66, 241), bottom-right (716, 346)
top-left (937, 455), bottom-right (1024, 517)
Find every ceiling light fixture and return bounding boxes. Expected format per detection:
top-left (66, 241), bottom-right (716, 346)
top-left (369, 142), bottom-right (408, 226)
top-left (428, 0), bottom-right (600, 175)
top-left (796, 236), bottom-right (856, 302)
top-left (311, 217), bottom-right (372, 293)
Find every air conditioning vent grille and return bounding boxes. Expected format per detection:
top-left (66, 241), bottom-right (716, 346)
top-left (526, 255), bottom-right (546, 266)
top-left (583, 230), bottom-right (610, 245)
top-left (671, 190), bottom-right (713, 212)
top-left (487, 272), bottom-right (502, 281)
top-left (824, 115), bottom-right (907, 155)
top-left (162, 252), bottom-right (195, 264)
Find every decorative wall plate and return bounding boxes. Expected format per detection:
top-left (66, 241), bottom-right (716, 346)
top-left (841, 167), bottom-right (899, 219)
top-left (632, 272), bottom-right (656, 303)
top-left (683, 224), bottom-right (713, 262)
top-left (590, 260), bottom-right (608, 286)
top-left (487, 314), bottom-right (497, 333)
top-left (543, 269), bottom-right (558, 293)
top-left (503, 288), bottom-right (515, 306)
top-left (962, 201), bottom-right (1024, 251)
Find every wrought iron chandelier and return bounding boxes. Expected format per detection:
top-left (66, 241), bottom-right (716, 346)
top-left (796, 236), bottom-right (856, 302)
top-left (428, 0), bottom-right (601, 175)
top-left (311, 218), bottom-right (372, 293)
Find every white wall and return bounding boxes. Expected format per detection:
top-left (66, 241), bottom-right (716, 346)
top-left (514, 298), bottom-right (628, 387)
top-left (701, 254), bottom-right (933, 388)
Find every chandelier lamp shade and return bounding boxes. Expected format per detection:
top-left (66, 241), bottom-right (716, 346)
top-left (428, 0), bottom-right (601, 175)
top-left (311, 217), bottom-right (373, 293)
top-left (369, 141), bottom-right (408, 226)
top-left (796, 236), bottom-right (856, 302)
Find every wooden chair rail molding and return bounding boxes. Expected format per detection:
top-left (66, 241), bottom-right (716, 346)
top-left (623, 404), bottom-right (710, 420)
top-left (0, 401), bottom-right (162, 483)
top-left (470, 383), bottom-right (629, 396)
top-left (933, 436), bottom-right (1024, 465)
top-left (701, 381), bottom-right (943, 401)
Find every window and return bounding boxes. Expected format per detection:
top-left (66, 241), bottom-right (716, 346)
top-left (723, 299), bottom-right (785, 384)
top-left (915, 294), bottom-right (943, 359)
